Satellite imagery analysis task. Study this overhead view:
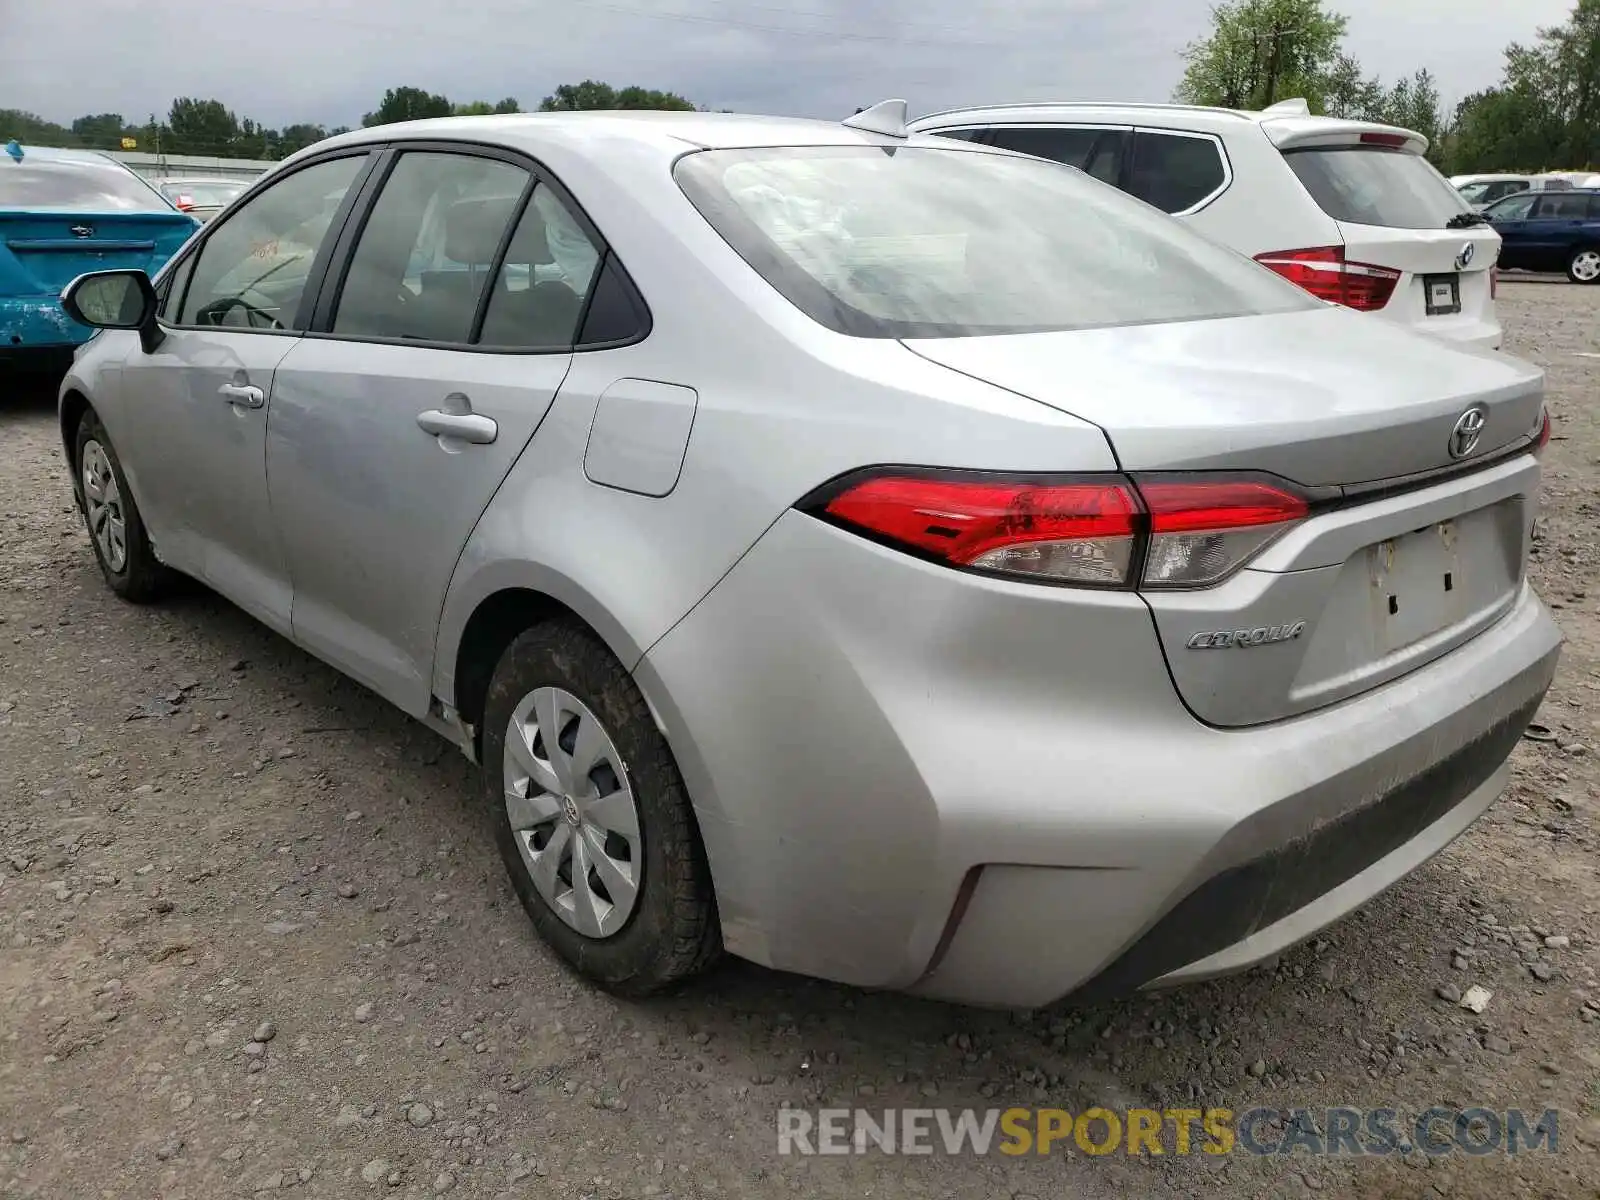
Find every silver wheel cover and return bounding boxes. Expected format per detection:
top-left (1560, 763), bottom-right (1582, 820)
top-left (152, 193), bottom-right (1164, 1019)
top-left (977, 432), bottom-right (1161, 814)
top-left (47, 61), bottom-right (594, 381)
top-left (503, 686), bottom-right (642, 937)
top-left (81, 440), bottom-right (128, 573)
top-left (1572, 250), bottom-right (1600, 282)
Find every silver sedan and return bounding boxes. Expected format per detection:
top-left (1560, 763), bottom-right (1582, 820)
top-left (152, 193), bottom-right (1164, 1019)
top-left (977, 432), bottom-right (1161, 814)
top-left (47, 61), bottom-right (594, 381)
top-left (57, 106), bottom-right (1559, 1007)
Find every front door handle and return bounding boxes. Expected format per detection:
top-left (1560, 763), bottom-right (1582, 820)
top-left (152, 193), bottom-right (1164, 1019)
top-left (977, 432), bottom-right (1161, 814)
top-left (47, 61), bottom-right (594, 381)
top-left (417, 409), bottom-right (498, 444)
top-left (219, 382), bottom-right (264, 409)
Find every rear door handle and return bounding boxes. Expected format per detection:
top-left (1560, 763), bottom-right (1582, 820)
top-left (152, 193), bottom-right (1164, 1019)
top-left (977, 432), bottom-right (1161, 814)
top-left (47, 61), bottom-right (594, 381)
top-left (417, 409), bottom-right (498, 444)
top-left (218, 382), bottom-right (264, 409)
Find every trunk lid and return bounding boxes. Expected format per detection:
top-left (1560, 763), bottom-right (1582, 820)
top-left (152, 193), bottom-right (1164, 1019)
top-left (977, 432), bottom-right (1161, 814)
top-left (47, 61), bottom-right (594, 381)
top-left (0, 210), bottom-right (197, 298)
top-left (904, 307), bottom-right (1545, 726)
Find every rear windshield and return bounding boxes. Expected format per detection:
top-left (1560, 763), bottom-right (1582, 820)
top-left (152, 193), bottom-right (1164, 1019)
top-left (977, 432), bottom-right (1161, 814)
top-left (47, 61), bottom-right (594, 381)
top-left (0, 158), bottom-right (173, 212)
top-left (674, 145), bottom-right (1314, 339)
top-left (161, 181), bottom-right (245, 207)
top-left (1284, 146), bottom-right (1472, 230)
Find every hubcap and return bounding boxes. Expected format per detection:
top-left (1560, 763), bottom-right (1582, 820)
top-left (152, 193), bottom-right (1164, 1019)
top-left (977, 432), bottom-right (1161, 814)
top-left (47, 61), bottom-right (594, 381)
top-left (81, 440), bottom-right (127, 573)
top-left (1573, 251), bottom-right (1600, 282)
top-left (503, 686), bottom-right (642, 938)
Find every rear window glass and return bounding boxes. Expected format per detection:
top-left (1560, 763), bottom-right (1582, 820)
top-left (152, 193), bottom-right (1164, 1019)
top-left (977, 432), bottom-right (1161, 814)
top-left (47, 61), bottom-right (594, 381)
top-left (0, 158), bottom-right (173, 211)
top-left (675, 145), bottom-right (1312, 339)
top-left (162, 181), bottom-right (245, 208)
top-left (1284, 147), bottom-right (1472, 230)
top-left (1127, 131), bottom-right (1227, 213)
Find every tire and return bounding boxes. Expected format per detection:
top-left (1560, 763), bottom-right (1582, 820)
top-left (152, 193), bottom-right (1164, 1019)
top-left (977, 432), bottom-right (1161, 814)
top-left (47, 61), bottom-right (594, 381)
top-left (73, 411), bottom-right (171, 603)
top-left (1566, 246), bottom-right (1600, 285)
top-left (483, 619), bottom-right (721, 995)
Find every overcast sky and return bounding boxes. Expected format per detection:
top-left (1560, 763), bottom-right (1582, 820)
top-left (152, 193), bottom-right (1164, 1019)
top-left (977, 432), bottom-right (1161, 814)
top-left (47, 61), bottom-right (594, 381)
top-left (0, 0), bottom-right (1579, 129)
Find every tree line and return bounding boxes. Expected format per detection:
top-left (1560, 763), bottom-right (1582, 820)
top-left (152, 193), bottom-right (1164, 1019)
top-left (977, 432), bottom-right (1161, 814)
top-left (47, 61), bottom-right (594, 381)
top-left (1176, 0), bottom-right (1600, 173)
top-left (0, 80), bottom-right (698, 161)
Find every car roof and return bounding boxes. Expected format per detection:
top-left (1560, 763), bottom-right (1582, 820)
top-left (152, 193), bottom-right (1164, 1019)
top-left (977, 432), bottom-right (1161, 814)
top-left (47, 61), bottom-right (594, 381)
top-left (158, 176), bottom-right (247, 186)
top-left (2, 142), bottom-right (125, 167)
top-left (905, 100), bottom-right (1427, 151)
top-left (297, 110), bottom-right (952, 166)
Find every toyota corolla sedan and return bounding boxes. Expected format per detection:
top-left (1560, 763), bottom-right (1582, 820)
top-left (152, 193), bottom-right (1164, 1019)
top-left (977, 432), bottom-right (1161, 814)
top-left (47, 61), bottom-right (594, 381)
top-left (56, 107), bottom-right (1559, 1008)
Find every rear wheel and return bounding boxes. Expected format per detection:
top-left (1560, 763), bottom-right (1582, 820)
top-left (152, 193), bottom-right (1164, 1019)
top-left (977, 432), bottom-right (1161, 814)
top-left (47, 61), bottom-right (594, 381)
top-left (482, 619), bottom-right (720, 995)
top-left (73, 412), bottom-right (170, 602)
top-left (1567, 247), bottom-right (1600, 285)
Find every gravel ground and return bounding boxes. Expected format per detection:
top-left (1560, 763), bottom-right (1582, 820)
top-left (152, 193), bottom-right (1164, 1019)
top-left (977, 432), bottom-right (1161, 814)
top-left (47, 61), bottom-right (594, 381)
top-left (3, 283), bottom-right (1599, 1200)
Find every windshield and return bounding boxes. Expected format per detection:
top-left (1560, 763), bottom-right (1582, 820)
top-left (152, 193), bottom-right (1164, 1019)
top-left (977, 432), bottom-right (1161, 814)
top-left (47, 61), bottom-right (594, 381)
top-left (674, 145), bottom-right (1314, 339)
top-left (0, 158), bottom-right (173, 212)
top-left (162, 181), bottom-right (245, 208)
top-left (1283, 146), bottom-right (1472, 230)
top-left (1456, 181), bottom-right (1500, 203)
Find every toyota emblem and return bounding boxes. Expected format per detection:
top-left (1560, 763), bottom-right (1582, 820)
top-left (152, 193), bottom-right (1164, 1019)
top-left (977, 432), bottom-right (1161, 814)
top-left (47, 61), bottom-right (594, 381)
top-left (1455, 242), bottom-right (1475, 270)
top-left (1448, 405), bottom-right (1488, 460)
top-left (69, 224), bottom-right (94, 239)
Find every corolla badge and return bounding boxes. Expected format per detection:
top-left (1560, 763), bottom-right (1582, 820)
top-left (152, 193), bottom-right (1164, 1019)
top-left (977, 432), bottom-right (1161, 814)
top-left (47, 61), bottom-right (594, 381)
top-left (1187, 622), bottom-right (1307, 650)
top-left (1455, 241), bottom-right (1474, 270)
top-left (1449, 405), bottom-right (1488, 460)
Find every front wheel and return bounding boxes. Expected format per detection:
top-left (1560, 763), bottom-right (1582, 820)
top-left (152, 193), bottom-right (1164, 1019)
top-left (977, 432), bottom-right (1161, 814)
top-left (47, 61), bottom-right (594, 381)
top-left (482, 620), bottom-right (720, 995)
top-left (1566, 247), bottom-right (1600, 285)
top-left (73, 412), bottom-right (171, 602)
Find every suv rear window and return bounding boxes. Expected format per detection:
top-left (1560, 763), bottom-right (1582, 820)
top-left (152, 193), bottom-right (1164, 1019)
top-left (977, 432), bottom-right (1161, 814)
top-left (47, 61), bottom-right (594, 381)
top-left (0, 158), bottom-right (173, 211)
top-left (675, 145), bottom-right (1313, 339)
top-left (1283, 146), bottom-right (1472, 230)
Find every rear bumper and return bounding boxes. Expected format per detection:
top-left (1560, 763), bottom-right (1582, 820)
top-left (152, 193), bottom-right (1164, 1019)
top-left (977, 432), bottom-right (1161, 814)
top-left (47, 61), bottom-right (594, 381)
top-left (1, 295), bottom-right (92, 353)
top-left (1386, 308), bottom-right (1502, 352)
top-left (640, 510), bottom-right (1560, 1008)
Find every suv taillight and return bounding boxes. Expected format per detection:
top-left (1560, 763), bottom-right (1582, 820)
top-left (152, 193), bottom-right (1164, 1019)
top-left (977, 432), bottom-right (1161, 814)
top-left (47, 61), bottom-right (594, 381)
top-left (804, 470), bottom-right (1309, 589)
top-left (1254, 246), bottom-right (1402, 311)
top-left (1533, 406), bottom-right (1552, 456)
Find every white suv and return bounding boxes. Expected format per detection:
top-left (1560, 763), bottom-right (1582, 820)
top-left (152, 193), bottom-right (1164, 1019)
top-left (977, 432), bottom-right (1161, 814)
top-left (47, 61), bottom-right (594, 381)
top-left (909, 99), bottom-right (1502, 350)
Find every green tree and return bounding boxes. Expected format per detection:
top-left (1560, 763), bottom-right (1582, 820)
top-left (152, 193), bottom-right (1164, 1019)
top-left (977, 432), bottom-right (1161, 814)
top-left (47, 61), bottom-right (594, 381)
top-left (1318, 53), bottom-right (1382, 119)
top-left (0, 109), bottom-right (71, 146)
top-left (1174, 0), bottom-right (1349, 110)
top-left (1374, 69), bottom-right (1445, 161)
top-left (277, 123), bottom-right (331, 156)
top-left (362, 86), bottom-right (454, 127)
top-left (166, 97), bottom-right (241, 155)
top-left (538, 80), bottom-right (696, 111)
top-left (69, 113), bottom-right (130, 150)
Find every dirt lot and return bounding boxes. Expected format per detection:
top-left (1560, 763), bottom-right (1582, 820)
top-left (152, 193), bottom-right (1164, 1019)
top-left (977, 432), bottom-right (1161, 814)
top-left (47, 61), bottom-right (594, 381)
top-left (3, 284), bottom-right (1599, 1200)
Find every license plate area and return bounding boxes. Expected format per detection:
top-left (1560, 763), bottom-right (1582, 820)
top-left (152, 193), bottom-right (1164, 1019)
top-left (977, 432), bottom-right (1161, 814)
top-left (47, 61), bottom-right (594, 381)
top-left (1363, 503), bottom-right (1518, 655)
top-left (1423, 273), bottom-right (1461, 316)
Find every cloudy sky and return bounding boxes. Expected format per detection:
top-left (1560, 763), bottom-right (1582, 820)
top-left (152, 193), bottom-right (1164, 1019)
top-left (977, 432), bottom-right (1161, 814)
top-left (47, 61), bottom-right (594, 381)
top-left (1, 0), bottom-right (1578, 129)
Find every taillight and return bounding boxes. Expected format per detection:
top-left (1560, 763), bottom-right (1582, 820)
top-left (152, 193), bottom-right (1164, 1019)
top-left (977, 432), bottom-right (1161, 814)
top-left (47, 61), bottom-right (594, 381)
top-left (805, 470), bottom-right (1310, 589)
top-left (1533, 406), bottom-right (1552, 456)
top-left (1254, 246), bottom-right (1401, 311)
top-left (173, 194), bottom-right (195, 211)
top-left (1139, 478), bottom-right (1308, 588)
top-left (817, 473), bottom-right (1142, 586)
top-left (1359, 132), bottom-right (1410, 148)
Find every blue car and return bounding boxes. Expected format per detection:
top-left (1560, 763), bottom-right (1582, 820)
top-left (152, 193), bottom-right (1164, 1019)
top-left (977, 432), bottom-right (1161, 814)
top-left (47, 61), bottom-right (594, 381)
top-left (2, 141), bottom-right (199, 377)
top-left (1482, 187), bottom-right (1600, 285)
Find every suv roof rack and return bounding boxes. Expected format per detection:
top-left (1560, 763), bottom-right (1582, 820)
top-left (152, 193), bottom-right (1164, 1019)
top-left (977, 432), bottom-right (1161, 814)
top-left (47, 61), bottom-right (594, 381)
top-left (913, 100), bottom-right (1256, 123)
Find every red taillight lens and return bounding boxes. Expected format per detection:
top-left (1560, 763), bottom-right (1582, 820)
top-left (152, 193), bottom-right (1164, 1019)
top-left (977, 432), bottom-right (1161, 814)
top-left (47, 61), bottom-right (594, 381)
top-left (1534, 407), bottom-right (1552, 456)
top-left (1138, 479), bottom-right (1308, 587)
top-left (173, 195), bottom-right (195, 211)
top-left (1359, 132), bottom-right (1410, 148)
top-left (820, 474), bottom-right (1143, 586)
top-left (809, 471), bottom-right (1310, 589)
top-left (1254, 246), bottom-right (1402, 312)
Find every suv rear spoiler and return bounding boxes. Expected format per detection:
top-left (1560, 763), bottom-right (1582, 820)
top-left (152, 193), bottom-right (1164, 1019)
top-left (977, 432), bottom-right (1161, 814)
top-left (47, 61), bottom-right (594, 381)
top-left (1262, 117), bottom-right (1428, 156)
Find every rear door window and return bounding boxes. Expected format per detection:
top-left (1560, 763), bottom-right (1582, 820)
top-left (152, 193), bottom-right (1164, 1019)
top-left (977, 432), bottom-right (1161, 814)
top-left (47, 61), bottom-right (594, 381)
top-left (1283, 146), bottom-right (1472, 229)
top-left (1486, 193), bottom-right (1537, 221)
top-left (1532, 192), bottom-right (1592, 219)
top-left (1126, 131), bottom-right (1228, 213)
top-left (985, 127), bottom-right (1128, 186)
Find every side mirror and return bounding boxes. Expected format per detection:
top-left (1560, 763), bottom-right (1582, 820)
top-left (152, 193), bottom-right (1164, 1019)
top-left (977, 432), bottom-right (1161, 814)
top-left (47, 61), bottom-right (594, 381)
top-left (61, 269), bottom-right (164, 353)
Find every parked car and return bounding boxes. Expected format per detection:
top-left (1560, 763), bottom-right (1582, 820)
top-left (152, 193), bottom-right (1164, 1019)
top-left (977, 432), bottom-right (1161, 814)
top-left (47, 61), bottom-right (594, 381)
top-left (0, 141), bottom-right (199, 376)
top-left (156, 176), bottom-right (248, 222)
top-left (1481, 188), bottom-right (1600, 283)
top-left (909, 99), bottom-right (1503, 350)
top-left (57, 107), bottom-right (1558, 1008)
top-left (1450, 173), bottom-right (1572, 209)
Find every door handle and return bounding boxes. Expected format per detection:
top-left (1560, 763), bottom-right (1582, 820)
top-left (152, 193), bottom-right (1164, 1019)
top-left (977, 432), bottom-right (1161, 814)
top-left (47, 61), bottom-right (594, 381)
top-left (218, 382), bottom-right (264, 409)
top-left (417, 409), bottom-right (498, 444)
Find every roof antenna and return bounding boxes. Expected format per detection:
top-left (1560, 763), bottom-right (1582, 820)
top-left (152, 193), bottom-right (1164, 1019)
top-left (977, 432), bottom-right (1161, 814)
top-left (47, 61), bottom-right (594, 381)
top-left (842, 99), bottom-right (909, 138)
top-left (4, 140), bottom-right (22, 163)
